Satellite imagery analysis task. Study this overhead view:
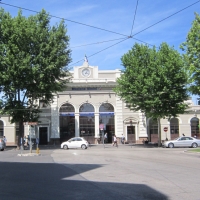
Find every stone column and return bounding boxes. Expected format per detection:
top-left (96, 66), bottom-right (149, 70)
top-left (95, 113), bottom-right (100, 144)
top-left (50, 95), bottom-right (60, 140)
top-left (115, 97), bottom-right (123, 137)
top-left (75, 113), bottom-right (80, 137)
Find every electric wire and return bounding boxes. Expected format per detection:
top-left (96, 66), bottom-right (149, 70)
top-left (1, 1), bottom-right (198, 52)
top-left (71, 36), bottom-right (157, 49)
top-left (68, 37), bottom-right (130, 67)
top-left (70, 0), bottom-right (200, 65)
top-left (131, 0), bottom-right (200, 37)
top-left (70, 37), bottom-right (127, 48)
top-left (0, 1), bottom-right (199, 67)
top-left (132, 37), bottom-right (156, 48)
top-left (0, 1), bottom-right (155, 49)
top-left (0, 2), bottom-right (128, 37)
top-left (130, 0), bottom-right (139, 36)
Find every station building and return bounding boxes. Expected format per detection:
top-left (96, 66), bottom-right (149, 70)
top-left (1, 60), bottom-right (200, 146)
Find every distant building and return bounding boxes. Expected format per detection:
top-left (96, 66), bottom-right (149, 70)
top-left (1, 61), bottom-right (200, 146)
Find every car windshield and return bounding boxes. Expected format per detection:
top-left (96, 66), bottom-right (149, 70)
top-left (174, 137), bottom-right (181, 141)
top-left (68, 138), bottom-right (75, 142)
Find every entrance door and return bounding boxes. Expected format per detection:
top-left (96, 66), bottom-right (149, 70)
top-left (127, 126), bottom-right (135, 143)
top-left (105, 125), bottom-right (115, 143)
top-left (39, 127), bottom-right (48, 145)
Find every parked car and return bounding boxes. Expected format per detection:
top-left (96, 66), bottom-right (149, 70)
top-left (61, 137), bottom-right (89, 150)
top-left (0, 138), bottom-right (5, 151)
top-left (163, 136), bottom-right (200, 148)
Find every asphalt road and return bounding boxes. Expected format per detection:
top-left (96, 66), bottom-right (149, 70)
top-left (0, 145), bottom-right (200, 200)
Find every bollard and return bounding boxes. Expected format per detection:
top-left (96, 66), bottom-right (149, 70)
top-left (36, 147), bottom-right (40, 154)
top-left (20, 145), bottom-right (23, 155)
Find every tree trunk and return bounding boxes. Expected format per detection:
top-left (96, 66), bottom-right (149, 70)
top-left (17, 120), bottom-right (24, 149)
top-left (157, 118), bottom-right (161, 147)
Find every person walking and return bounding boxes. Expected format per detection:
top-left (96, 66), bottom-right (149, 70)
top-left (3, 136), bottom-right (7, 149)
top-left (104, 132), bottom-right (107, 143)
top-left (113, 135), bottom-right (118, 147)
top-left (121, 134), bottom-right (125, 144)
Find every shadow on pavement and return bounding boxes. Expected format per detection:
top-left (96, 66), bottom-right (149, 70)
top-left (0, 161), bottom-right (168, 200)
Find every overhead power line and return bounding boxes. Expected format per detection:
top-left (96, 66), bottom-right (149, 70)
top-left (1, 1), bottom-right (199, 52)
top-left (71, 36), bottom-right (157, 49)
top-left (0, 2), bottom-right (128, 37)
top-left (132, 37), bottom-right (157, 48)
top-left (131, 0), bottom-right (200, 37)
top-left (68, 37), bottom-right (130, 67)
top-left (130, 0), bottom-right (139, 36)
top-left (1, 1), bottom-right (199, 67)
top-left (70, 37), bottom-right (127, 48)
top-left (70, 0), bottom-right (199, 65)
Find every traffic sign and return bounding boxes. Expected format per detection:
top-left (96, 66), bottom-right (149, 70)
top-left (99, 124), bottom-right (104, 129)
top-left (163, 127), bottom-right (168, 132)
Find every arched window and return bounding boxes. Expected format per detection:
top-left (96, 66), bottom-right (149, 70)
top-left (60, 103), bottom-right (75, 112)
top-left (190, 117), bottom-right (199, 137)
top-left (149, 119), bottom-right (158, 143)
top-left (79, 103), bottom-right (94, 137)
top-left (99, 103), bottom-right (114, 112)
top-left (170, 118), bottom-right (179, 134)
top-left (170, 118), bottom-right (179, 139)
top-left (149, 119), bottom-right (158, 134)
top-left (59, 103), bottom-right (75, 142)
top-left (79, 103), bottom-right (94, 112)
top-left (99, 103), bottom-right (114, 143)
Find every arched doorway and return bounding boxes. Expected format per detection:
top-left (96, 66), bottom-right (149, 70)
top-left (149, 119), bottom-right (158, 143)
top-left (79, 103), bottom-right (95, 144)
top-left (0, 120), bottom-right (4, 138)
top-left (190, 117), bottom-right (199, 138)
top-left (170, 118), bottom-right (179, 139)
top-left (59, 103), bottom-right (75, 143)
top-left (99, 103), bottom-right (115, 143)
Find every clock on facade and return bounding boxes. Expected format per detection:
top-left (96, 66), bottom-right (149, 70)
top-left (82, 68), bottom-right (91, 77)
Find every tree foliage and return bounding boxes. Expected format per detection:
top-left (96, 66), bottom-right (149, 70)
top-left (0, 9), bottom-right (71, 123)
top-left (114, 43), bottom-right (189, 146)
top-left (181, 12), bottom-right (200, 95)
top-left (114, 43), bottom-right (189, 120)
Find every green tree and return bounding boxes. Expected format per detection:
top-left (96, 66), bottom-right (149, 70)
top-left (114, 43), bottom-right (189, 146)
top-left (181, 13), bottom-right (200, 95)
top-left (0, 9), bottom-right (71, 146)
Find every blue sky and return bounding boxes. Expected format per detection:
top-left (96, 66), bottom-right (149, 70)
top-left (1, 0), bottom-right (200, 103)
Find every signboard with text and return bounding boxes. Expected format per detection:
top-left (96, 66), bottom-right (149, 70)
top-left (23, 122), bottom-right (38, 125)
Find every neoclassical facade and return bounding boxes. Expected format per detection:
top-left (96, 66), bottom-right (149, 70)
top-left (1, 61), bottom-right (200, 146)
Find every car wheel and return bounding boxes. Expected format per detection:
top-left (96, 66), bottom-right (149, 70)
top-left (63, 145), bottom-right (68, 150)
top-left (192, 143), bottom-right (198, 148)
top-left (0, 149), bottom-right (4, 151)
top-left (81, 144), bottom-right (86, 150)
top-left (168, 143), bottom-right (174, 148)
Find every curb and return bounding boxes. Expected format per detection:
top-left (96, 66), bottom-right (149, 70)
top-left (17, 153), bottom-right (41, 156)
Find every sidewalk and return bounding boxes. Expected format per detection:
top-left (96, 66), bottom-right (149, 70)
top-left (89, 143), bottom-right (159, 148)
top-left (7, 142), bottom-right (159, 151)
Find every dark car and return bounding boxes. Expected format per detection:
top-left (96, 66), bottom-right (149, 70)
top-left (0, 138), bottom-right (5, 151)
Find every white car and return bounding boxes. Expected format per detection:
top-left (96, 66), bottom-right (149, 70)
top-left (0, 138), bottom-right (5, 151)
top-left (61, 137), bottom-right (89, 150)
top-left (163, 136), bottom-right (200, 148)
